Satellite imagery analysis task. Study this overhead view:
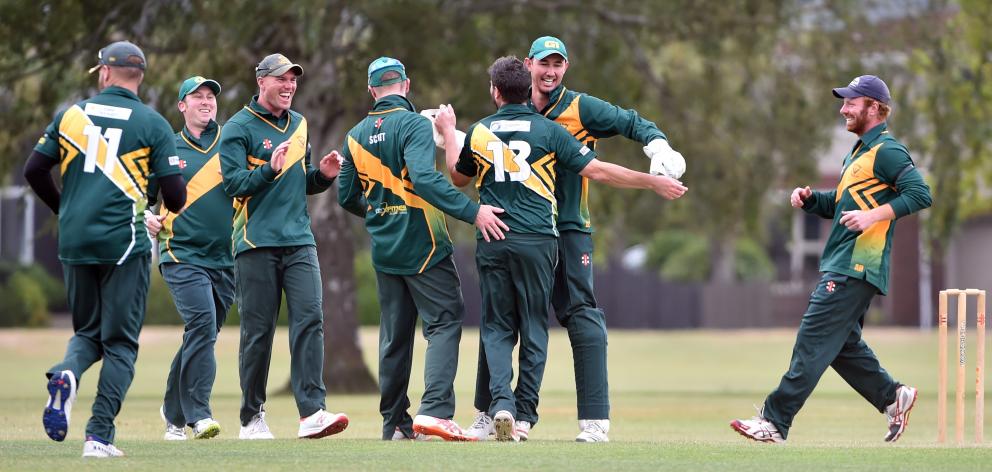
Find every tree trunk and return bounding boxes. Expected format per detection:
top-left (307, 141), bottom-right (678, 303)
top-left (311, 191), bottom-right (378, 393)
top-left (710, 235), bottom-right (737, 283)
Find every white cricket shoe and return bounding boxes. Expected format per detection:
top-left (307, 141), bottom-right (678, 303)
top-left (515, 420), bottom-right (531, 441)
top-left (43, 370), bottom-right (76, 442)
top-left (161, 406), bottom-right (187, 441)
top-left (576, 419), bottom-right (610, 442)
top-left (465, 410), bottom-right (493, 441)
top-left (239, 412), bottom-right (274, 439)
top-left (493, 410), bottom-right (517, 442)
top-left (412, 414), bottom-right (475, 441)
top-left (884, 385), bottom-right (918, 442)
top-left (298, 409), bottom-right (349, 439)
top-left (82, 436), bottom-right (125, 458)
top-left (192, 418), bottom-right (221, 439)
top-left (730, 410), bottom-right (784, 444)
top-left (391, 427), bottom-right (430, 441)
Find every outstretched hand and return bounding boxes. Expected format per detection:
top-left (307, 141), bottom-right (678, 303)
top-left (651, 175), bottom-right (688, 200)
top-left (319, 150), bottom-right (344, 179)
top-left (790, 186), bottom-right (812, 208)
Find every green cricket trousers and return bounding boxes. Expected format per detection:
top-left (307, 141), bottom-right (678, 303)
top-left (47, 252), bottom-right (150, 443)
top-left (476, 233), bottom-right (557, 424)
top-left (236, 245), bottom-right (326, 425)
top-left (474, 230), bottom-right (609, 421)
top-left (375, 255), bottom-right (464, 440)
top-left (763, 272), bottom-right (902, 439)
top-left (161, 263), bottom-right (235, 426)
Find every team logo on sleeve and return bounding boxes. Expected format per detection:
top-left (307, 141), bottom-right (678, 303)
top-left (263, 138), bottom-right (273, 150)
top-left (375, 117), bottom-right (384, 129)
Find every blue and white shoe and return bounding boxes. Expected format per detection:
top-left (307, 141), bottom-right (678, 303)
top-left (43, 370), bottom-right (77, 441)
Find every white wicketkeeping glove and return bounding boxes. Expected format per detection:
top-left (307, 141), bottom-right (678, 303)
top-left (644, 138), bottom-right (686, 179)
top-left (420, 109), bottom-right (465, 150)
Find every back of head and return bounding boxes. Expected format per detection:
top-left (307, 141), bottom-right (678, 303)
top-left (488, 56), bottom-right (530, 104)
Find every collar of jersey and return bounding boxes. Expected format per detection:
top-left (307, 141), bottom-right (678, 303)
top-left (100, 86), bottom-right (141, 102)
top-left (495, 103), bottom-right (533, 116)
top-left (246, 95), bottom-right (291, 132)
top-left (370, 94), bottom-right (415, 115)
top-left (180, 120), bottom-right (220, 153)
top-left (857, 122), bottom-right (888, 148)
top-left (528, 84), bottom-right (566, 115)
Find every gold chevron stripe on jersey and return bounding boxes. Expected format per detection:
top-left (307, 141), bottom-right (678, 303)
top-left (835, 142), bottom-right (883, 204)
top-left (347, 136), bottom-right (430, 210)
top-left (119, 147), bottom-right (150, 190)
top-left (57, 105), bottom-right (143, 202)
top-left (159, 153), bottom-right (225, 262)
top-left (276, 117), bottom-right (308, 179)
top-left (347, 135), bottom-right (447, 273)
top-left (470, 125), bottom-right (556, 210)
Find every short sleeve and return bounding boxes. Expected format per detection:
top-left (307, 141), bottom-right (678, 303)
top-left (33, 113), bottom-right (63, 160)
top-left (148, 114), bottom-right (181, 178)
top-left (454, 124), bottom-right (479, 177)
top-left (552, 124), bottom-right (595, 174)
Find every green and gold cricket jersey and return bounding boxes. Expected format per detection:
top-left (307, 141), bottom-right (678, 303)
top-left (801, 123), bottom-right (931, 295)
top-left (156, 120), bottom-right (234, 268)
top-left (33, 86), bottom-right (181, 265)
top-left (219, 97), bottom-right (334, 255)
top-left (339, 95), bottom-right (479, 275)
top-left (455, 104), bottom-right (596, 237)
top-left (530, 84), bottom-right (666, 232)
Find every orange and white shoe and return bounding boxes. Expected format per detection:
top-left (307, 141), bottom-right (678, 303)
top-left (412, 415), bottom-right (476, 441)
top-left (298, 410), bottom-right (349, 439)
top-left (730, 413), bottom-right (784, 444)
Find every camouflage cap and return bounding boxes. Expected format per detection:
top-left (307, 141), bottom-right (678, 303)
top-left (255, 53), bottom-right (304, 78)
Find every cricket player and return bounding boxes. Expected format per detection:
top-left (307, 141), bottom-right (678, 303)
top-left (337, 57), bottom-right (508, 441)
top-left (468, 36), bottom-right (687, 442)
top-left (219, 53), bottom-right (348, 440)
top-left (730, 75), bottom-right (932, 443)
top-left (24, 41), bottom-right (187, 457)
top-left (144, 75), bottom-right (232, 441)
top-left (434, 56), bottom-right (686, 441)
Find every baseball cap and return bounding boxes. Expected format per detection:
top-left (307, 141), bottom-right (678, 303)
top-left (88, 41), bottom-right (146, 73)
top-left (528, 36), bottom-right (568, 61)
top-left (255, 53), bottom-right (304, 78)
top-left (367, 57), bottom-right (407, 87)
top-left (177, 76), bottom-right (221, 102)
top-left (832, 75), bottom-right (891, 104)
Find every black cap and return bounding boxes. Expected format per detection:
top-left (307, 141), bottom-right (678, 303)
top-left (88, 41), bottom-right (146, 73)
top-left (832, 75), bottom-right (891, 104)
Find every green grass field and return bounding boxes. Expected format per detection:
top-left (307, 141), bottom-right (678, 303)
top-left (1, 326), bottom-right (990, 470)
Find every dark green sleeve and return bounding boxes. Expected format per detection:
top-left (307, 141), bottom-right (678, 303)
top-left (874, 143), bottom-right (932, 218)
top-left (802, 190), bottom-right (838, 219)
top-left (148, 114), bottom-right (181, 178)
top-left (33, 113), bottom-right (62, 159)
top-left (305, 134), bottom-right (335, 194)
top-left (404, 117), bottom-right (479, 224)
top-left (336, 139), bottom-right (367, 217)
top-left (553, 124), bottom-right (596, 174)
top-left (578, 93), bottom-right (667, 145)
top-left (454, 124), bottom-right (479, 177)
top-left (219, 121), bottom-right (277, 197)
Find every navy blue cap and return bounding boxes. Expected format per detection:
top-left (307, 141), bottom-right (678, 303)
top-left (832, 75), bottom-right (891, 104)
